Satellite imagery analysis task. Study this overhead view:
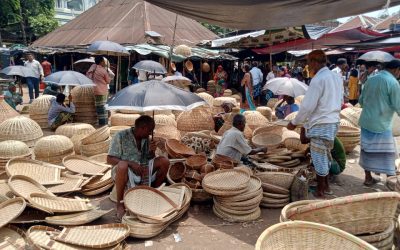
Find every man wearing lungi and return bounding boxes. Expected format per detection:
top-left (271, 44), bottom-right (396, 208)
top-left (287, 50), bottom-right (343, 198)
top-left (358, 59), bottom-right (400, 186)
top-left (107, 115), bottom-right (170, 219)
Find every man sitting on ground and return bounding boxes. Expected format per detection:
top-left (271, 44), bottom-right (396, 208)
top-left (107, 115), bottom-right (170, 219)
top-left (48, 93), bottom-right (75, 130)
top-left (3, 83), bottom-right (22, 110)
top-left (275, 95), bottom-right (299, 119)
top-left (214, 114), bottom-right (268, 166)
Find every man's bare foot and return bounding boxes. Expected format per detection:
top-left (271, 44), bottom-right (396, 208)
top-left (311, 191), bottom-right (325, 199)
top-left (116, 203), bottom-right (126, 221)
top-left (364, 177), bottom-right (380, 187)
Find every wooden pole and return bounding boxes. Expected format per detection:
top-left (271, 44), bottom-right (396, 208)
top-left (200, 60), bottom-right (203, 87)
top-left (168, 14), bottom-right (179, 72)
top-left (71, 54), bottom-right (74, 70)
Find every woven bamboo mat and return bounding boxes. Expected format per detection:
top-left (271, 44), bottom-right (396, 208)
top-left (63, 156), bottom-right (109, 176)
top-left (45, 209), bottom-right (113, 226)
top-left (28, 193), bottom-right (92, 213)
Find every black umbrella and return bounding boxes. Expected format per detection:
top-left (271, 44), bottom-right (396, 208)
top-left (132, 60), bottom-right (167, 75)
top-left (105, 80), bottom-right (206, 112)
top-left (44, 71), bottom-right (95, 87)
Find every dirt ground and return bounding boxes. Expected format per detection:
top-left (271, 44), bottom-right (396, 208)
top-left (14, 87), bottom-right (400, 250)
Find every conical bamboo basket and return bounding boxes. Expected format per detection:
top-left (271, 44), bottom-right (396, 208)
top-left (0, 116), bottom-right (43, 147)
top-left (0, 96), bottom-right (19, 124)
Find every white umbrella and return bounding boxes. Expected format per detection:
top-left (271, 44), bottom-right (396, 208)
top-left (44, 71), bottom-right (95, 87)
top-left (358, 51), bottom-right (395, 63)
top-left (263, 77), bottom-right (308, 97)
top-left (87, 41), bottom-right (129, 56)
top-left (133, 60), bottom-right (167, 74)
top-left (0, 66), bottom-right (36, 78)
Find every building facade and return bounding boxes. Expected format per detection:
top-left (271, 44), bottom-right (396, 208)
top-left (55, 0), bottom-right (99, 25)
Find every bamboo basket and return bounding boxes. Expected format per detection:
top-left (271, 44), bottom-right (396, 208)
top-left (81, 126), bottom-right (110, 145)
top-left (144, 110), bottom-right (174, 116)
top-left (196, 92), bottom-right (214, 107)
top-left (110, 113), bottom-right (140, 126)
top-left (0, 116), bottom-right (43, 147)
top-left (256, 107), bottom-right (273, 121)
top-left (340, 107), bottom-right (362, 127)
top-left (185, 154), bottom-right (207, 170)
top-left (8, 175), bottom-right (55, 200)
top-left (202, 169), bottom-right (250, 192)
top-left (70, 133), bottom-right (89, 155)
top-left (202, 62), bottom-right (210, 73)
top-left (392, 114), bottom-right (400, 136)
top-left (71, 86), bottom-right (97, 124)
top-left (217, 110), bottom-right (253, 139)
top-left (154, 125), bottom-right (181, 140)
top-left (243, 111), bottom-right (269, 130)
top-left (0, 140), bottom-right (31, 167)
top-left (284, 191), bottom-right (400, 235)
top-left (117, 109), bottom-right (142, 114)
top-left (55, 123), bottom-right (95, 138)
top-left (213, 97), bottom-right (237, 107)
top-left (154, 114), bottom-right (177, 127)
top-left (252, 133), bottom-right (282, 149)
top-left (255, 221), bottom-right (376, 250)
top-left (81, 136), bottom-right (111, 153)
top-left (47, 175), bottom-right (85, 194)
top-left (176, 108), bottom-right (214, 132)
top-left (0, 96), bottom-right (19, 124)
top-left (267, 98), bottom-right (279, 109)
top-left (166, 139), bottom-right (195, 158)
top-left (110, 126), bottom-right (130, 138)
top-left (213, 205), bottom-right (261, 222)
top-left (29, 95), bottom-right (55, 115)
top-left (34, 135), bottom-right (74, 158)
top-left (340, 119), bottom-right (355, 127)
top-left (71, 85), bottom-right (95, 101)
top-left (63, 155), bottom-right (110, 176)
top-left (28, 193), bottom-right (93, 213)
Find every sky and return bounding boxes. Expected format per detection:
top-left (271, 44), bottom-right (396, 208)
top-left (337, 4), bottom-right (400, 22)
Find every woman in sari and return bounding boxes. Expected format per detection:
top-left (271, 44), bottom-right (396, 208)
top-left (214, 65), bottom-right (228, 97)
top-left (241, 64), bottom-right (256, 110)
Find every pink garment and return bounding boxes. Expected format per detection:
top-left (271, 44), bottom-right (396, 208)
top-left (86, 64), bottom-right (111, 95)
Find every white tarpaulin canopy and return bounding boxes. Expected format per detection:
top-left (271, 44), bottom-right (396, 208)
top-left (146, 0), bottom-right (400, 30)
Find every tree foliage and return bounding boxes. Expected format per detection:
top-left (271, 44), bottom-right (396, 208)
top-left (0, 0), bottom-right (58, 44)
top-left (201, 22), bottom-right (234, 37)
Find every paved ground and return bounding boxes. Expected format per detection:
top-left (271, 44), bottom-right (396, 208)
top-left (14, 88), bottom-right (400, 249)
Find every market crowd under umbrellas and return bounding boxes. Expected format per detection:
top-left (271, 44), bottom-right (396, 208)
top-left (0, 0), bottom-right (400, 249)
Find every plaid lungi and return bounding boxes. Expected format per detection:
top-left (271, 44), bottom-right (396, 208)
top-left (95, 94), bottom-right (108, 126)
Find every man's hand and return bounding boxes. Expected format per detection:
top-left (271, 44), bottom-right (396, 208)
top-left (262, 147), bottom-right (268, 153)
top-left (128, 162), bottom-right (147, 176)
top-left (287, 122), bottom-right (296, 131)
top-left (149, 140), bottom-right (157, 152)
top-left (68, 94), bottom-right (73, 102)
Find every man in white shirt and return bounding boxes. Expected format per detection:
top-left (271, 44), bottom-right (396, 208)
top-left (332, 58), bottom-right (348, 98)
top-left (24, 53), bottom-right (44, 103)
top-left (216, 114), bottom-right (268, 164)
top-left (250, 62), bottom-right (263, 105)
top-left (266, 66), bottom-right (277, 82)
top-left (287, 50), bottom-right (343, 198)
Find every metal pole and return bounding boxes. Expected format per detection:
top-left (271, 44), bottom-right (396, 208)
top-left (168, 14), bottom-right (179, 72)
top-left (71, 54), bottom-right (74, 70)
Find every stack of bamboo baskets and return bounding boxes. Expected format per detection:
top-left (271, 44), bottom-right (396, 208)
top-left (71, 86), bottom-right (97, 125)
top-left (29, 95), bottom-right (55, 128)
top-left (80, 126), bottom-right (111, 157)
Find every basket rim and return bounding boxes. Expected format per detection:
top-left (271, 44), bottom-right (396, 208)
top-left (0, 197), bottom-right (26, 228)
top-left (27, 193), bottom-right (93, 213)
top-left (8, 175), bottom-right (56, 200)
top-left (202, 169), bottom-right (250, 191)
top-left (62, 155), bottom-right (110, 176)
top-left (45, 209), bottom-right (113, 226)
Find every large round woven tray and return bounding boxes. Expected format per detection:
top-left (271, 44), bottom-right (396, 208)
top-left (45, 209), bottom-right (113, 226)
top-left (27, 193), bottom-right (92, 213)
top-left (358, 221), bottom-right (394, 244)
top-left (252, 133), bottom-right (282, 149)
top-left (185, 154), bottom-right (207, 170)
top-left (6, 158), bottom-right (64, 185)
top-left (255, 221), bottom-right (376, 250)
top-left (214, 201), bottom-right (259, 215)
top-left (202, 169), bottom-right (250, 192)
top-left (55, 123), bottom-right (95, 138)
top-left (0, 116), bottom-right (43, 146)
top-left (256, 172), bottom-right (295, 190)
top-left (124, 186), bottom-right (178, 223)
top-left (0, 225), bottom-right (27, 249)
top-left (285, 191), bottom-right (400, 235)
top-left (216, 176), bottom-right (262, 202)
top-left (8, 175), bottom-right (55, 200)
top-left (34, 135), bottom-right (74, 158)
top-left (63, 155), bottom-right (110, 176)
top-left (81, 126), bottom-right (110, 145)
top-left (0, 197), bottom-right (26, 228)
top-left (80, 136), bottom-right (111, 152)
top-left (122, 214), bottom-right (169, 239)
top-left (82, 169), bottom-right (112, 190)
top-left (213, 205), bottom-right (261, 222)
top-left (261, 182), bottom-right (290, 195)
top-left (51, 224), bottom-right (129, 248)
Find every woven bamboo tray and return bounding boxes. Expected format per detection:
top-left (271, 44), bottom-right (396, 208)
top-left (82, 182), bottom-right (114, 196)
top-left (176, 108), bottom-right (215, 132)
top-left (35, 151), bottom-right (74, 165)
top-left (202, 169), bottom-right (250, 192)
top-left (337, 125), bottom-right (361, 137)
top-left (255, 221), bottom-right (376, 250)
top-left (28, 193), bottom-right (92, 213)
top-left (81, 126), bottom-right (110, 145)
top-left (217, 176), bottom-right (262, 202)
top-left (80, 136), bottom-right (111, 152)
top-left (252, 133), bottom-right (282, 149)
top-left (340, 107), bottom-right (362, 127)
top-left (213, 205), bottom-right (261, 222)
top-left (122, 214), bottom-right (168, 239)
top-left (89, 153), bottom-right (108, 164)
top-left (0, 180), bottom-right (14, 199)
top-left (45, 209), bottom-right (113, 226)
top-left (124, 186), bottom-right (178, 222)
top-left (166, 139), bottom-right (195, 157)
top-left (82, 169), bottom-right (112, 189)
top-left (47, 174), bottom-right (85, 194)
top-left (6, 158), bottom-right (64, 185)
top-left (81, 143), bottom-right (110, 157)
top-left (167, 162), bottom-right (186, 183)
top-left (8, 175), bottom-right (56, 200)
top-left (285, 191), bottom-right (400, 235)
top-left (34, 135), bottom-right (74, 158)
top-left (0, 225), bottom-right (27, 249)
top-left (0, 96), bottom-right (19, 124)
top-left (280, 200), bottom-right (319, 222)
top-left (0, 197), bottom-right (26, 228)
top-left (256, 172), bottom-right (295, 190)
top-left (256, 107), bottom-right (273, 121)
top-left (261, 182), bottom-right (290, 195)
top-left (216, 193), bottom-right (263, 209)
top-left (358, 221), bottom-right (394, 244)
top-left (243, 111), bottom-right (269, 130)
top-left (185, 154), bottom-right (207, 170)
top-left (63, 155), bottom-right (110, 176)
top-left (70, 133), bottom-right (88, 155)
top-left (55, 123), bottom-right (95, 138)
top-left (0, 116), bottom-right (43, 146)
top-left (214, 201), bottom-right (259, 215)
